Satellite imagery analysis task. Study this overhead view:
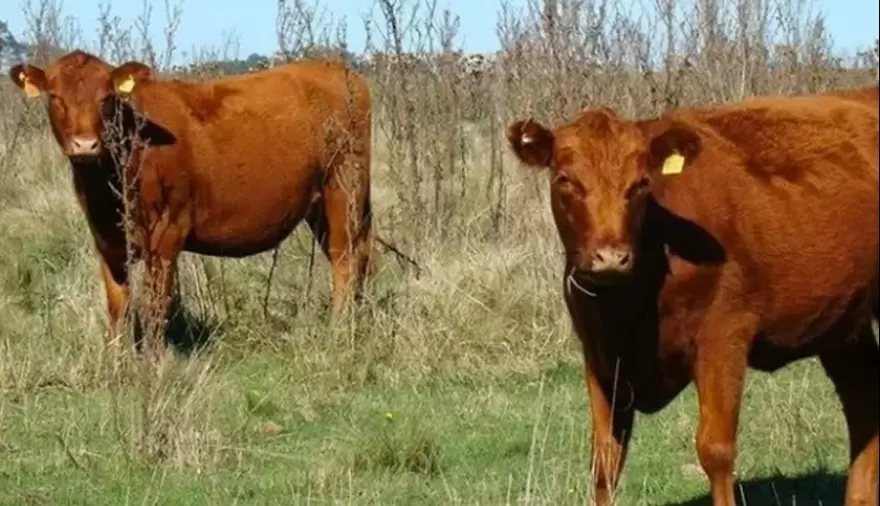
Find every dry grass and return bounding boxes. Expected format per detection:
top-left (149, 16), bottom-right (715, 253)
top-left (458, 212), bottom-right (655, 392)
top-left (0, 0), bottom-right (877, 504)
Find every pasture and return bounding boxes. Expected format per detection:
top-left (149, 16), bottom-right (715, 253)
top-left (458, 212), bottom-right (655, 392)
top-left (0, 0), bottom-right (877, 504)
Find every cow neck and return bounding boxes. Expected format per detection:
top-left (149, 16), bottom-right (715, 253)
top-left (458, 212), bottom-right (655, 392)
top-left (70, 154), bottom-right (127, 242)
top-left (573, 207), bottom-right (672, 411)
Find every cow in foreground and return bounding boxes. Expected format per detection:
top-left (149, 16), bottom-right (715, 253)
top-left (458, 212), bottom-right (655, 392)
top-left (9, 51), bottom-right (374, 363)
top-left (506, 86), bottom-right (878, 506)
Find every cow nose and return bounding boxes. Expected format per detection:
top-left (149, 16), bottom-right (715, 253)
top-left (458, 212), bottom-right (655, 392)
top-left (591, 247), bottom-right (633, 272)
top-left (70, 136), bottom-right (99, 155)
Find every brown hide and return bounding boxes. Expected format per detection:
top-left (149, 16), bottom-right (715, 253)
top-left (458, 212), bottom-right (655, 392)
top-left (821, 83), bottom-right (879, 110)
top-left (507, 87), bottom-right (879, 506)
top-left (107, 58), bottom-right (373, 259)
top-left (9, 51), bottom-right (374, 363)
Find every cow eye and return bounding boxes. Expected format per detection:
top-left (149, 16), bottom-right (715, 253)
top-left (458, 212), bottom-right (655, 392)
top-left (554, 172), bottom-right (577, 187)
top-left (552, 172), bottom-right (586, 197)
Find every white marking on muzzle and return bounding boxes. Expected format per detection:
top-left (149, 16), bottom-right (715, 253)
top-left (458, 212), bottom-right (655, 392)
top-left (566, 267), bottom-right (596, 298)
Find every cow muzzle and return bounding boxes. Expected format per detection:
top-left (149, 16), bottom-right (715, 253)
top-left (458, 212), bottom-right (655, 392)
top-left (588, 246), bottom-right (634, 278)
top-left (67, 135), bottom-right (101, 161)
top-left (566, 245), bottom-right (635, 298)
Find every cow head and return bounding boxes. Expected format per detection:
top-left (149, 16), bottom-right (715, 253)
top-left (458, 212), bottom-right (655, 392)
top-left (8, 51), bottom-right (114, 163)
top-left (507, 108), bottom-right (702, 287)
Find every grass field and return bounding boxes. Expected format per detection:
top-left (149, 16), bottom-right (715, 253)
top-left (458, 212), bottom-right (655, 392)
top-left (0, 120), bottom-right (866, 506)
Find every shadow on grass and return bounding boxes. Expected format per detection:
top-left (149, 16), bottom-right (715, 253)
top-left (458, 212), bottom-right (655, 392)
top-left (165, 292), bottom-right (223, 356)
top-left (131, 290), bottom-right (223, 358)
top-left (665, 469), bottom-right (846, 506)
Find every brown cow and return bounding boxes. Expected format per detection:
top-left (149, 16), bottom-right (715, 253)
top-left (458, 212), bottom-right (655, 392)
top-left (9, 50), bottom-right (374, 363)
top-left (821, 84), bottom-right (879, 110)
top-left (506, 88), bottom-right (878, 506)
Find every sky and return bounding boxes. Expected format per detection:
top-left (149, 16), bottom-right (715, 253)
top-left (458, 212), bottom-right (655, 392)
top-left (4, 0), bottom-right (878, 62)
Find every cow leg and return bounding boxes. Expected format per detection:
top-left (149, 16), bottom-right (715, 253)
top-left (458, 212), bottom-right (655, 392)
top-left (305, 198), bottom-right (330, 260)
top-left (586, 361), bottom-right (635, 506)
top-left (139, 255), bottom-right (174, 369)
top-left (819, 326), bottom-right (879, 506)
top-left (304, 199), bottom-right (339, 312)
top-left (693, 314), bottom-right (752, 506)
top-left (139, 219), bottom-right (187, 370)
top-left (321, 162), bottom-right (372, 314)
top-left (97, 249), bottom-right (130, 369)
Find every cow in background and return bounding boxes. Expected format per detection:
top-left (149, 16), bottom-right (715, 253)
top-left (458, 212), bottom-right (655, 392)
top-left (9, 50), bottom-right (374, 364)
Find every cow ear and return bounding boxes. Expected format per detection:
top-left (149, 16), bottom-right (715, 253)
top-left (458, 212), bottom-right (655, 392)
top-left (507, 119), bottom-right (555, 170)
top-left (110, 61), bottom-right (153, 95)
top-left (9, 64), bottom-right (47, 98)
top-left (646, 122), bottom-right (702, 177)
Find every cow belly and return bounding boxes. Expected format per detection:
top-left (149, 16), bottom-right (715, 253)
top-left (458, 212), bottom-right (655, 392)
top-left (181, 164), bottom-right (319, 257)
top-left (749, 292), bottom-right (871, 372)
top-left (758, 286), bottom-right (873, 352)
top-left (185, 195), bottom-right (314, 257)
top-left (185, 215), bottom-right (306, 257)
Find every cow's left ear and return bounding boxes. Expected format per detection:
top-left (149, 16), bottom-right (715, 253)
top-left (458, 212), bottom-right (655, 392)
top-left (109, 61), bottom-right (153, 95)
top-left (645, 121), bottom-right (702, 177)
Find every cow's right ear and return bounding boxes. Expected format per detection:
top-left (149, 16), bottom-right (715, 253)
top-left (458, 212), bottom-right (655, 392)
top-left (507, 119), bottom-right (555, 170)
top-left (109, 61), bottom-right (153, 95)
top-left (9, 64), bottom-right (47, 98)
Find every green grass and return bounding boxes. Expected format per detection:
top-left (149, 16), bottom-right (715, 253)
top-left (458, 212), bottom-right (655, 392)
top-left (0, 119), bottom-right (858, 506)
top-left (0, 356), bottom-right (853, 505)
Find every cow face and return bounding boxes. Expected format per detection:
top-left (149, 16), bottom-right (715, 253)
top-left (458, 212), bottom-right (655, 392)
top-left (8, 51), bottom-right (113, 163)
top-left (507, 108), bottom-right (702, 286)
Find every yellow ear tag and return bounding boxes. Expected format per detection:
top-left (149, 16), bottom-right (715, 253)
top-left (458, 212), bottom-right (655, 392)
top-left (116, 75), bottom-right (136, 94)
top-left (20, 72), bottom-right (41, 98)
top-left (661, 153), bottom-right (685, 175)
